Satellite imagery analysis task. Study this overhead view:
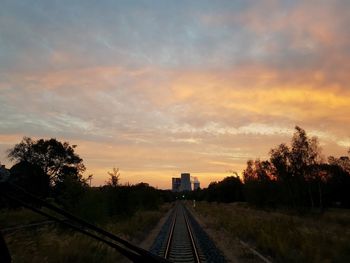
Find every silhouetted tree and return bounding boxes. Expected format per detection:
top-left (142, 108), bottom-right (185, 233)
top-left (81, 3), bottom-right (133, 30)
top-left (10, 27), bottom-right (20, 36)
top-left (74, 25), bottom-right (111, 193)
top-left (106, 167), bottom-right (120, 187)
top-left (243, 159), bottom-right (276, 207)
top-left (203, 176), bottom-right (244, 203)
top-left (270, 143), bottom-right (294, 206)
top-left (328, 153), bottom-right (350, 173)
top-left (288, 127), bottom-right (320, 208)
top-left (327, 153), bottom-right (350, 207)
top-left (6, 137), bottom-right (87, 209)
top-left (243, 160), bottom-right (255, 182)
top-left (216, 176), bottom-right (244, 202)
top-left (8, 137), bottom-right (85, 186)
top-left (53, 167), bottom-right (87, 210)
top-left (129, 183), bottom-right (161, 210)
top-left (241, 126), bottom-right (350, 210)
top-left (9, 161), bottom-right (49, 197)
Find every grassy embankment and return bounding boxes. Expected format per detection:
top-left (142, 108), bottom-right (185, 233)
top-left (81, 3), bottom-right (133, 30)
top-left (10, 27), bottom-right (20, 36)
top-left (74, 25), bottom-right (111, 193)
top-left (1, 204), bottom-right (171, 263)
top-left (190, 202), bottom-right (350, 263)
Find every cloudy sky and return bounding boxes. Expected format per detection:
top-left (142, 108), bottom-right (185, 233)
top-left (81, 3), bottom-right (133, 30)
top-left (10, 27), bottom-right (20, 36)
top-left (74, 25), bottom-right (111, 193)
top-left (1, 0), bottom-right (350, 188)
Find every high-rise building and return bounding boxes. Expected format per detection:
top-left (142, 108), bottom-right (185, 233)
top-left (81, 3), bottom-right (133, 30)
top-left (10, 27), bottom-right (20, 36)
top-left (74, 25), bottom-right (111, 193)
top-left (172, 173), bottom-right (200, 192)
top-left (180, 173), bottom-right (191, 191)
top-left (172, 177), bottom-right (181, 192)
top-left (193, 176), bottom-right (200, 190)
top-left (193, 181), bottom-right (200, 190)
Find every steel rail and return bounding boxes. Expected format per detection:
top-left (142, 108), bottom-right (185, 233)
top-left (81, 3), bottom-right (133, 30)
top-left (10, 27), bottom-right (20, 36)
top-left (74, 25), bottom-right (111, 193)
top-left (184, 208), bottom-right (201, 263)
top-left (164, 203), bottom-right (201, 263)
top-left (164, 205), bottom-right (177, 259)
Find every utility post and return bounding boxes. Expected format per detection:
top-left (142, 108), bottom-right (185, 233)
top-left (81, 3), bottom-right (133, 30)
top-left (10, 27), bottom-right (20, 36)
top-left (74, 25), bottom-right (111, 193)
top-left (87, 174), bottom-right (93, 187)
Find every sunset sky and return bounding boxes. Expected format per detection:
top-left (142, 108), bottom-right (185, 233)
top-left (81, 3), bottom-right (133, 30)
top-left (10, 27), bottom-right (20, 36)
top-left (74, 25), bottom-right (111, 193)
top-left (1, 0), bottom-right (350, 189)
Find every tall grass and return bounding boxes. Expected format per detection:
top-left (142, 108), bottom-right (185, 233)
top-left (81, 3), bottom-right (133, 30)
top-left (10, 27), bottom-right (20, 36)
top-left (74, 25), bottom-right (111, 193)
top-left (191, 202), bottom-right (350, 263)
top-left (4, 206), bottom-right (169, 263)
top-left (0, 208), bottom-right (45, 228)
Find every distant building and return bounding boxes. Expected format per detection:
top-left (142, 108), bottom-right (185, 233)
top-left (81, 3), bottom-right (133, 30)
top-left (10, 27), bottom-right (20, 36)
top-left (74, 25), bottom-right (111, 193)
top-left (193, 181), bottom-right (200, 190)
top-left (172, 177), bottom-right (181, 192)
top-left (180, 173), bottom-right (191, 191)
top-left (172, 173), bottom-right (200, 192)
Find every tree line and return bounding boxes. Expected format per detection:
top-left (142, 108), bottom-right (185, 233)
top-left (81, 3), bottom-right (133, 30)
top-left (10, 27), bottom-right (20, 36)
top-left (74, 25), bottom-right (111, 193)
top-left (188, 126), bottom-right (350, 211)
top-left (0, 137), bottom-right (172, 223)
top-left (2, 127), bottom-right (350, 217)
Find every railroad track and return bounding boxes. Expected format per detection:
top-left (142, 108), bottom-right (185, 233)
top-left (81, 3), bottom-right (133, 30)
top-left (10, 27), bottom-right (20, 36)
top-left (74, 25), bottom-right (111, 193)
top-left (150, 202), bottom-right (226, 263)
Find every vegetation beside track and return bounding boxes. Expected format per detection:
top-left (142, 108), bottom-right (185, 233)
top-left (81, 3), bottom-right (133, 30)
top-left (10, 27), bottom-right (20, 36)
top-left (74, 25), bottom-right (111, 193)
top-left (3, 204), bottom-right (171, 263)
top-left (190, 202), bottom-right (350, 263)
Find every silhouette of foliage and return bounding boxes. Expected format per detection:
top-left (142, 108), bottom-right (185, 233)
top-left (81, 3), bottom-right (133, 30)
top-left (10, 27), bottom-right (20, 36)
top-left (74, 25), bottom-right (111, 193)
top-left (9, 161), bottom-right (49, 198)
top-left (5, 137), bottom-right (87, 210)
top-left (186, 175), bottom-right (244, 203)
top-left (8, 137), bottom-right (85, 186)
top-left (243, 159), bottom-right (277, 207)
top-left (3, 137), bottom-right (172, 221)
top-left (106, 167), bottom-right (120, 187)
top-left (241, 126), bottom-right (350, 210)
top-left (73, 182), bottom-right (165, 222)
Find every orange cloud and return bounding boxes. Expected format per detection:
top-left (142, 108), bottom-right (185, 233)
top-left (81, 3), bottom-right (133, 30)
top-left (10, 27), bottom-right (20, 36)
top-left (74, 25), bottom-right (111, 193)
top-left (2, 0), bottom-right (350, 189)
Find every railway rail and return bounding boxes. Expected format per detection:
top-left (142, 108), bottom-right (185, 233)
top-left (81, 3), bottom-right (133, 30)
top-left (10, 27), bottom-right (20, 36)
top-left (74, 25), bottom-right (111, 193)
top-left (151, 202), bottom-right (226, 263)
